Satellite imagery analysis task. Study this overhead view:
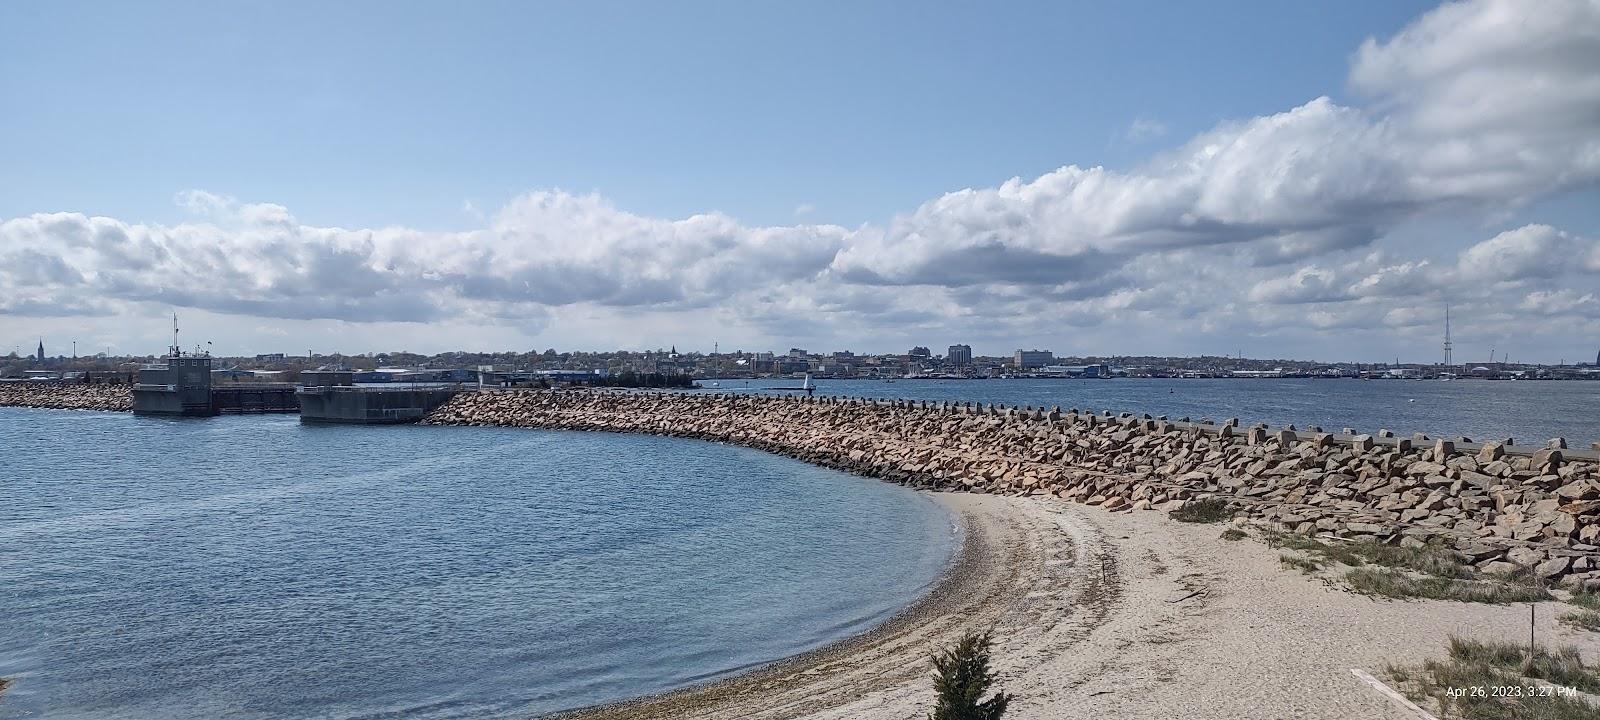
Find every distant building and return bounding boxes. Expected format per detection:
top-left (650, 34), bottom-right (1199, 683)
top-left (1014, 349), bottom-right (1054, 369)
top-left (909, 346), bottom-right (931, 359)
top-left (947, 344), bottom-right (973, 366)
top-left (1039, 363), bottom-right (1110, 378)
top-left (255, 353), bottom-right (286, 361)
top-left (36, 339), bottom-right (44, 362)
top-left (787, 348), bottom-right (807, 359)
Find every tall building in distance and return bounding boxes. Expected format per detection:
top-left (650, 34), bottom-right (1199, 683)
top-left (1014, 349), bottom-right (1054, 369)
top-left (36, 339), bottom-right (44, 362)
top-left (946, 344), bottom-right (973, 366)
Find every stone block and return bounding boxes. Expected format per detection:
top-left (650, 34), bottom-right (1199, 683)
top-left (1506, 546), bottom-right (1545, 567)
top-left (1536, 556), bottom-right (1571, 578)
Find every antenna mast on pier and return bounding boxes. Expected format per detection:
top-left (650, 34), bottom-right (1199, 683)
top-left (1443, 306), bottom-right (1453, 369)
top-left (170, 312), bottom-right (181, 357)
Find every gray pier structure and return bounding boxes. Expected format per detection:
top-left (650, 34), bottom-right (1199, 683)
top-left (296, 371), bottom-right (460, 424)
top-left (133, 355), bottom-right (218, 417)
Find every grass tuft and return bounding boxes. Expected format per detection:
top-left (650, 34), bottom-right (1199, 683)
top-left (1389, 635), bottom-right (1600, 720)
top-left (1219, 527), bottom-right (1248, 541)
top-left (1346, 568), bottom-right (1551, 604)
top-left (1569, 589), bottom-right (1600, 610)
top-left (1559, 609), bottom-right (1600, 633)
top-left (1262, 531), bottom-right (1471, 578)
top-left (1448, 636), bottom-right (1600, 693)
top-left (1280, 554), bottom-right (1322, 575)
top-left (1169, 497), bottom-right (1231, 523)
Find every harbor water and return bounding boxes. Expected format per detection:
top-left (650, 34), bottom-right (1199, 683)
top-left (0, 409), bottom-right (955, 719)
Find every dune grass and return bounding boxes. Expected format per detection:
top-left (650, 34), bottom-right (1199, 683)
top-left (1569, 589), bottom-right (1600, 610)
top-left (1388, 636), bottom-right (1600, 720)
top-left (1559, 609), bottom-right (1600, 632)
top-left (1219, 527), bottom-right (1248, 541)
top-left (1263, 531), bottom-right (1472, 578)
top-left (1259, 531), bottom-right (1552, 603)
top-left (1346, 568), bottom-right (1550, 604)
top-left (1169, 497), bottom-right (1231, 523)
top-left (1279, 554), bottom-right (1322, 575)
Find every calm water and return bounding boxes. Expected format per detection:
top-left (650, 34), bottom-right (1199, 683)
top-left (711, 378), bottom-right (1600, 446)
top-left (0, 409), bottom-right (955, 719)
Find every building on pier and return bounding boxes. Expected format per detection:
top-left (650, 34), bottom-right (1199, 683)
top-left (133, 354), bottom-right (217, 416)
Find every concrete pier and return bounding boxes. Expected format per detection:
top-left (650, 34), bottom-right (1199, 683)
top-left (211, 385), bottom-right (298, 414)
top-left (296, 386), bottom-right (460, 424)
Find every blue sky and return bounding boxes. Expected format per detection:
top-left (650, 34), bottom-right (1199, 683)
top-left (3, 1), bottom-right (1440, 229)
top-left (2, 0), bottom-right (1597, 361)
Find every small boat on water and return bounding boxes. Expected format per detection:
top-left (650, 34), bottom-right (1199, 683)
top-left (771, 373), bottom-right (816, 396)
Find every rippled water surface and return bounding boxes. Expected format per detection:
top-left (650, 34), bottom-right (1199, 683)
top-left (0, 409), bottom-right (955, 719)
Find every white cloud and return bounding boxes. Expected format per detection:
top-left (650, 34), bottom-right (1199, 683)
top-left (1456, 224), bottom-right (1582, 282)
top-left (1520, 289), bottom-right (1599, 315)
top-left (1248, 266), bottom-right (1349, 304)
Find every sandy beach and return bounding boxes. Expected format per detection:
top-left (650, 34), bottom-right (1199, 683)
top-left (571, 492), bottom-right (1600, 720)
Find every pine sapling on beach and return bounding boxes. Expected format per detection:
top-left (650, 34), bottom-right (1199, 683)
top-left (929, 631), bottom-right (1012, 720)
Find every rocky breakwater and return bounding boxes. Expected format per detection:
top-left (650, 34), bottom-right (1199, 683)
top-left (424, 390), bottom-right (1600, 586)
top-left (0, 382), bottom-right (133, 412)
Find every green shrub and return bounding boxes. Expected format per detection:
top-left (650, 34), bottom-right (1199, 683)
top-left (929, 631), bottom-right (1012, 720)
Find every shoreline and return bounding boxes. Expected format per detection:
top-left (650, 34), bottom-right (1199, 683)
top-left (565, 490), bottom-right (1600, 720)
top-left (551, 492), bottom-right (990, 719)
top-left (555, 492), bottom-right (1080, 720)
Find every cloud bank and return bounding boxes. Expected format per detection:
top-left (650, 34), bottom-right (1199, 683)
top-left (2, 0), bottom-right (1598, 357)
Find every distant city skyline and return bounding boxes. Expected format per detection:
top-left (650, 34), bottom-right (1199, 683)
top-left (11, 335), bottom-right (1597, 371)
top-left (2, 0), bottom-right (1597, 362)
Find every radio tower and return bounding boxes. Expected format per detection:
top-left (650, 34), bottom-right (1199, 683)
top-left (1442, 306), bottom-right (1453, 369)
top-left (170, 311), bottom-right (181, 358)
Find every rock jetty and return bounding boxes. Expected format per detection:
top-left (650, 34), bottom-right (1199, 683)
top-left (425, 389), bottom-right (1600, 586)
top-left (0, 382), bottom-right (132, 411)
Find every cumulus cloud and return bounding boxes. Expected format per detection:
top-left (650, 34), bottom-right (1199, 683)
top-left (0, 192), bottom-right (850, 323)
top-left (1248, 266), bottom-right (1350, 305)
top-left (1455, 224), bottom-right (1581, 282)
top-left (2, 0), bottom-right (1597, 358)
top-left (1520, 289), bottom-right (1599, 315)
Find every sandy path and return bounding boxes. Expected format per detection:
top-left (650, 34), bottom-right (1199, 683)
top-left (572, 493), bottom-right (1600, 720)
